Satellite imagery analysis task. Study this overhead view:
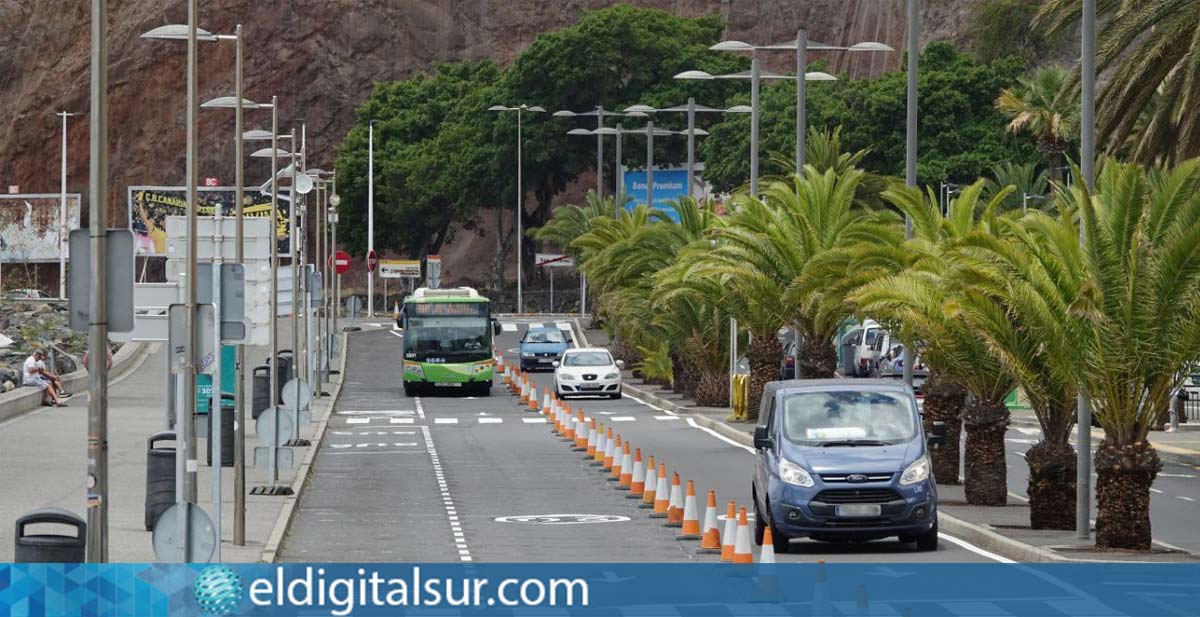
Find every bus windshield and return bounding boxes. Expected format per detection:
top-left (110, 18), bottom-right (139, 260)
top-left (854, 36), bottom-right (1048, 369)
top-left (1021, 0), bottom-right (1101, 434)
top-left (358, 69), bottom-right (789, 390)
top-left (405, 315), bottom-right (490, 359)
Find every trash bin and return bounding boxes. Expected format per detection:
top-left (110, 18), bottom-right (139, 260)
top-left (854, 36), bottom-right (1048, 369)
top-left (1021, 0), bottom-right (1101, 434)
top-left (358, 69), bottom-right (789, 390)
top-left (14, 508), bottom-right (86, 563)
top-left (144, 431), bottom-right (176, 531)
top-left (252, 365), bottom-right (271, 420)
top-left (274, 351), bottom-right (295, 405)
top-left (206, 395), bottom-right (236, 467)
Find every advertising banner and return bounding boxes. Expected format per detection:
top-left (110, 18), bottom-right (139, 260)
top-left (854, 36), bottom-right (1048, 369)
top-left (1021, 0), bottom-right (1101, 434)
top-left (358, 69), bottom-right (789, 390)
top-left (128, 186), bottom-right (291, 256)
top-left (622, 169), bottom-right (690, 221)
top-left (0, 194), bottom-right (81, 262)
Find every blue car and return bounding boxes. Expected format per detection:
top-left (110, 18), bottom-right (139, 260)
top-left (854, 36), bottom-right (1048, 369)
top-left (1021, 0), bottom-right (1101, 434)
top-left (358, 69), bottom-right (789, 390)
top-left (751, 379), bottom-right (945, 553)
top-left (519, 326), bottom-right (570, 371)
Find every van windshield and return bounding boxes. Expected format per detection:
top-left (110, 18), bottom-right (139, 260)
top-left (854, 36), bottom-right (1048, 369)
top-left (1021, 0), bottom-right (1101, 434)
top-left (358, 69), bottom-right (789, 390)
top-left (782, 390), bottom-right (915, 446)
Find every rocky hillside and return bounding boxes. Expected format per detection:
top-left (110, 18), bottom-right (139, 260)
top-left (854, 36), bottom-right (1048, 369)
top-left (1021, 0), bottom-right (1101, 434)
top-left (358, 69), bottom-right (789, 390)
top-left (0, 0), bottom-right (988, 283)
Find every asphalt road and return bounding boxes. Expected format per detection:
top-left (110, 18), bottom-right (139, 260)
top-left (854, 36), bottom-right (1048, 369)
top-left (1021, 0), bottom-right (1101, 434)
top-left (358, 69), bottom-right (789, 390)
top-left (280, 319), bottom-right (1004, 563)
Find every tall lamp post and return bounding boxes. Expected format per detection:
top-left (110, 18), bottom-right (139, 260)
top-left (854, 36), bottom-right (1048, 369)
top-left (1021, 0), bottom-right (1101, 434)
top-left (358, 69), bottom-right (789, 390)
top-left (1077, 0), bottom-right (1096, 542)
top-left (53, 110), bottom-right (79, 300)
top-left (622, 102), bottom-right (750, 200)
top-left (488, 104), bottom-right (545, 314)
top-left (367, 122), bottom-right (374, 317)
top-left (552, 107), bottom-right (626, 200)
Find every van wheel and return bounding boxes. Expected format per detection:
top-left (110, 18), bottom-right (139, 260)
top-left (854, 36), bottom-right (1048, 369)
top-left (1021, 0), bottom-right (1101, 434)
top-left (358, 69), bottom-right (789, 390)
top-left (754, 492), bottom-right (766, 545)
top-left (914, 520), bottom-right (939, 551)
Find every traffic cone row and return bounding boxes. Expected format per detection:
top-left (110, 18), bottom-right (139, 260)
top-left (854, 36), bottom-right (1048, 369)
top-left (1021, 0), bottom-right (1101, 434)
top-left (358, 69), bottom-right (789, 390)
top-left (498, 360), bottom-right (773, 564)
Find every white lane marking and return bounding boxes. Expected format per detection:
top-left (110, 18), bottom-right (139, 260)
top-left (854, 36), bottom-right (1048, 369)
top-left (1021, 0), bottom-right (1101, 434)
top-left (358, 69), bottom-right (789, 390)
top-left (686, 418), bottom-right (755, 454)
top-left (346, 418), bottom-right (370, 425)
top-left (610, 416), bottom-right (636, 422)
top-left (501, 323), bottom-right (518, 333)
top-left (434, 418), bottom-right (458, 425)
top-left (326, 450), bottom-right (425, 456)
top-left (422, 424), bottom-right (471, 562)
top-left (1150, 488), bottom-right (1164, 494)
top-left (356, 443), bottom-right (369, 448)
top-left (529, 323), bottom-right (543, 330)
top-left (331, 444), bottom-right (351, 449)
top-left (392, 442), bottom-right (418, 447)
top-left (389, 330), bottom-right (404, 339)
top-left (478, 418), bottom-right (503, 424)
top-left (339, 410), bottom-right (414, 415)
top-left (1177, 496), bottom-right (1195, 502)
top-left (522, 418), bottom-right (547, 424)
top-left (415, 397), bottom-right (426, 420)
top-left (654, 415), bottom-right (680, 421)
top-left (624, 393), bottom-right (677, 417)
top-left (1005, 438), bottom-right (1039, 445)
top-left (1014, 427), bottom-right (1041, 436)
top-left (939, 533), bottom-right (1015, 563)
top-left (390, 418), bottom-right (415, 425)
top-left (1159, 473), bottom-right (1196, 479)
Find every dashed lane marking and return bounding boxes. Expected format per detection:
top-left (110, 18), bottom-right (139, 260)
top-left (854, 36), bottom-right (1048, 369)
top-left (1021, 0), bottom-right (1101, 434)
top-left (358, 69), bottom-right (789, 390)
top-left (415, 397), bottom-right (427, 420)
top-left (1150, 488), bottom-right (1164, 494)
top-left (338, 410), bottom-right (414, 416)
top-left (1178, 496), bottom-right (1195, 502)
top-left (478, 418), bottom-right (503, 424)
top-left (391, 418), bottom-right (415, 424)
top-left (654, 415), bottom-right (680, 421)
top-left (610, 416), bottom-right (636, 422)
top-left (346, 418), bottom-right (370, 424)
top-left (501, 323), bottom-right (518, 333)
top-left (421, 420), bottom-right (471, 562)
top-left (522, 418), bottom-right (547, 423)
top-left (434, 418), bottom-right (459, 425)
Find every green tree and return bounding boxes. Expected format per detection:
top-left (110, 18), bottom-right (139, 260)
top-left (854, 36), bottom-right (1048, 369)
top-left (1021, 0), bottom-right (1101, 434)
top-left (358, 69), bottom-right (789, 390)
top-left (1038, 0), bottom-right (1200, 164)
top-left (970, 0), bottom-right (1071, 65)
top-left (700, 43), bottom-right (1039, 192)
top-left (995, 66), bottom-right (1078, 185)
top-left (985, 162), bottom-right (1049, 210)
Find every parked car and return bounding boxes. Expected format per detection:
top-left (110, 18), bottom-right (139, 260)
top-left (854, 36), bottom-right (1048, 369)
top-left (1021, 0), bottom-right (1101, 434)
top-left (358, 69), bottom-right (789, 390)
top-left (876, 343), bottom-right (929, 394)
top-left (554, 348), bottom-right (623, 399)
top-left (751, 379), bottom-right (945, 552)
top-left (519, 326), bottom-right (570, 371)
top-left (842, 320), bottom-right (888, 377)
top-left (778, 326), bottom-right (798, 380)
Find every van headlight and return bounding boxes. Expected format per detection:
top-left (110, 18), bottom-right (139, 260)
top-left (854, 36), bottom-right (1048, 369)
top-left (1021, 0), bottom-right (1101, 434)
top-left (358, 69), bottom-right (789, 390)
top-left (779, 459), bottom-right (815, 487)
top-left (900, 456), bottom-right (931, 486)
top-left (521, 351), bottom-right (534, 358)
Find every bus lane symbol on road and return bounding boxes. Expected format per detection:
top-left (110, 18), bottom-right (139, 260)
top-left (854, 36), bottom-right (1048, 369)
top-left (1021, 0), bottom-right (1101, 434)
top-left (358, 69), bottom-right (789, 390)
top-left (493, 514), bottom-right (630, 525)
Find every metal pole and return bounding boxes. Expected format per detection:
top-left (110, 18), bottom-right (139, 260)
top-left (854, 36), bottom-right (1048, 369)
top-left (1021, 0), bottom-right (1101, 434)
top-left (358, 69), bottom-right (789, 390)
top-left (646, 121), bottom-right (655, 209)
top-left (1076, 0), bottom-right (1096, 541)
top-left (750, 51), bottom-right (761, 198)
top-left (686, 99), bottom-right (696, 199)
top-left (210, 184), bottom-right (224, 563)
top-left (315, 180), bottom-right (324, 393)
top-left (85, 0), bottom-right (109, 563)
top-left (615, 124), bottom-right (624, 213)
top-left (268, 97), bottom-right (280, 487)
top-left (183, 0), bottom-right (199, 506)
top-left (232, 25), bottom-right (246, 547)
top-left (596, 106), bottom-right (604, 200)
top-left (290, 132), bottom-right (300, 436)
top-left (797, 29), bottom-right (807, 173)
top-left (902, 0), bottom-right (919, 388)
top-left (517, 109), bottom-right (524, 314)
top-left (367, 122), bottom-right (374, 317)
top-left (299, 125), bottom-right (308, 383)
top-left (58, 111), bottom-right (72, 300)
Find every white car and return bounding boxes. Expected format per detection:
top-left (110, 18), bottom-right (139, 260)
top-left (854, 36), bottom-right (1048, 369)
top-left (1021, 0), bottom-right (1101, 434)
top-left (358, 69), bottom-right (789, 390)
top-left (554, 348), bottom-right (624, 399)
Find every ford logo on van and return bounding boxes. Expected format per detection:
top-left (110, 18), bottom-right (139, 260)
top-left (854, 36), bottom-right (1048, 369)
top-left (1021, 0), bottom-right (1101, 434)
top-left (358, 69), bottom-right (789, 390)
top-left (846, 474), bottom-right (869, 483)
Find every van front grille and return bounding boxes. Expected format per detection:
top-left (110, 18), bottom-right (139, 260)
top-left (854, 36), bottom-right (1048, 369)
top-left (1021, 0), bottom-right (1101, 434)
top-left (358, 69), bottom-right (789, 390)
top-left (813, 489), bottom-right (902, 504)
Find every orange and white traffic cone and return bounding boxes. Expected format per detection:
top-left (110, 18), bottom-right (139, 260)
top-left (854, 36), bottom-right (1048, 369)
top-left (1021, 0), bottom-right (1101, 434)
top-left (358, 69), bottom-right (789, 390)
top-left (625, 449), bottom-right (646, 498)
top-left (732, 507), bottom-right (753, 563)
top-left (665, 473), bottom-right (684, 526)
top-left (574, 411), bottom-right (589, 450)
top-left (697, 490), bottom-right (721, 553)
top-left (677, 480), bottom-right (701, 540)
top-left (519, 375), bottom-right (529, 404)
top-left (591, 425), bottom-right (607, 466)
top-left (502, 363), bottom-right (510, 385)
top-left (616, 442), bottom-right (634, 489)
top-left (607, 435), bottom-right (623, 480)
top-left (650, 464), bottom-right (670, 518)
top-left (585, 420), bottom-right (598, 457)
top-left (720, 501), bottom-right (737, 562)
top-left (639, 456), bottom-right (657, 508)
top-left (530, 386), bottom-right (543, 412)
top-left (563, 405), bottom-right (577, 441)
top-left (510, 369), bottom-right (519, 394)
top-left (759, 525), bottom-right (777, 564)
top-left (602, 430), bottom-right (616, 471)
top-left (542, 390), bottom-right (552, 415)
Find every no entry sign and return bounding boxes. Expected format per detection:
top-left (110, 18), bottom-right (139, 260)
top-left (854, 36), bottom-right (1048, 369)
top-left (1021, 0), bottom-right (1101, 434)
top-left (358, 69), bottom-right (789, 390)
top-left (366, 250), bottom-right (378, 272)
top-left (330, 250), bottom-right (351, 275)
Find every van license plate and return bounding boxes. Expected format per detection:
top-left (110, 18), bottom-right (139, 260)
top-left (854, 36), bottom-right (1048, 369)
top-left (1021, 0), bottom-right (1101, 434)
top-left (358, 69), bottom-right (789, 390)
top-left (835, 504), bottom-right (881, 517)
top-left (434, 382), bottom-right (461, 387)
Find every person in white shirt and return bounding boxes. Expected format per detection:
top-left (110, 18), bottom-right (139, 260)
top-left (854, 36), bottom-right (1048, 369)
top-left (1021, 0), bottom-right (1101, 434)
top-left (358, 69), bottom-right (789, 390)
top-left (22, 350), bottom-right (65, 407)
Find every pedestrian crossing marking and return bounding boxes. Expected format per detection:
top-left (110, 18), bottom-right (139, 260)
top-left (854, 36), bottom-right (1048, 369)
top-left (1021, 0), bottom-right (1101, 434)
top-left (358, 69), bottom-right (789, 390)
top-left (346, 418), bottom-right (370, 424)
top-left (478, 418), bottom-right (503, 424)
top-left (611, 416), bottom-right (636, 422)
top-left (390, 418), bottom-right (415, 424)
top-left (654, 415), bottom-right (679, 420)
top-left (434, 418), bottom-right (459, 424)
top-left (523, 418), bottom-right (547, 423)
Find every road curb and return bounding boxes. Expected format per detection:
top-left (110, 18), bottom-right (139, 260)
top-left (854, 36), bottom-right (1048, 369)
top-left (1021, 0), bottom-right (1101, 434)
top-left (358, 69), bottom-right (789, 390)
top-left (937, 512), bottom-right (1064, 562)
top-left (0, 341), bottom-right (153, 425)
top-left (1010, 417), bottom-right (1200, 467)
top-left (260, 332), bottom-right (352, 563)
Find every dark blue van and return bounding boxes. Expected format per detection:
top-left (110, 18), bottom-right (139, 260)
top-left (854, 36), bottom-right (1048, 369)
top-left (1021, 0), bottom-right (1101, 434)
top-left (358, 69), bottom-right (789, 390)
top-left (519, 326), bottom-right (571, 371)
top-left (751, 379), bottom-right (945, 552)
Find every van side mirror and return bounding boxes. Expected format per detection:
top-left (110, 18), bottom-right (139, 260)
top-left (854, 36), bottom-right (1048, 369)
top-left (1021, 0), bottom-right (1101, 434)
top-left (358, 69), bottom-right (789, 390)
top-left (492, 320), bottom-right (501, 336)
top-left (927, 421), bottom-right (947, 450)
top-left (753, 425), bottom-right (774, 450)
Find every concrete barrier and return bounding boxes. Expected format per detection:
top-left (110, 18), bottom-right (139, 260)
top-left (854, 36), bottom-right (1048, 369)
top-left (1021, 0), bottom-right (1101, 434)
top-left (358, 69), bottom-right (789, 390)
top-left (0, 342), bottom-right (152, 425)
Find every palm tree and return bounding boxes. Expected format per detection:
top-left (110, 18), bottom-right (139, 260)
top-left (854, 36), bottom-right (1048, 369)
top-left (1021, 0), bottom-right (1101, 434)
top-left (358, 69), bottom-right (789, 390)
top-left (532, 191), bottom-right (623, 256)
top-left (995, 66), bottom-right (1078, 186)
top-left (1052, 158), bottom-right (1200, 549)
top-left (852, 181), bottom-right (1018, 505)
top-left (1037, 0), bottom-right (1200, 164)
top-left (986, 162), bottom-right (1050, 211)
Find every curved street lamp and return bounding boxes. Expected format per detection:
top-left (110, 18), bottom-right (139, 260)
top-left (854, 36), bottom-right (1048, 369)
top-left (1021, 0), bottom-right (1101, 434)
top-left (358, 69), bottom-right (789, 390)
top-left (488, 104), bottom-right (545, 314)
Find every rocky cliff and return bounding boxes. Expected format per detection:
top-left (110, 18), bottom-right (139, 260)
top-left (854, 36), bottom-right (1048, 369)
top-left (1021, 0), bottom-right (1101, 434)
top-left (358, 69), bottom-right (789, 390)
top-left (0, 0), bottom-right (986, 284)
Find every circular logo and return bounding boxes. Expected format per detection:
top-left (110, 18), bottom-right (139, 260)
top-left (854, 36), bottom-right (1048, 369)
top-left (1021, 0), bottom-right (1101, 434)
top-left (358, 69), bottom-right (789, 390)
top-left (193, 565), bottom-right (244, 616)
top-left (493, 514), bottom-right (630, 525)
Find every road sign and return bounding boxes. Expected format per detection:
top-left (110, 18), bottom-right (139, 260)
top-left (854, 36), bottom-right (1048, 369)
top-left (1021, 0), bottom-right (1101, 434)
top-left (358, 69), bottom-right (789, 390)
top-left (366, 250), bottom-right (378, 272)
top-left (380, 259), bottom-right (420, 279)
top-left (331, 250), bottom-right (350, 274)
top-left (255, 406), bottom-right (296, 447)
top-left (535, 253), bottom-right (575, 268)
top-left (68, 229), bottom-right (136, 333)
top-left (195, 263), bottom-right (247, 342)
top-left (152, 502), bottom-right (216, 563)
top-left (168, 304), bottom-right (217, 374)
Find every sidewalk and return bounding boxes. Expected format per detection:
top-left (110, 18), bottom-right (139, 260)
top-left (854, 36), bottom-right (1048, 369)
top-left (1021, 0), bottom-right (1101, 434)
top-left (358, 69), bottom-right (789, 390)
top-left (1008, 408), bottom-right (1200, 467)
top-left (0, 321), bottom-right (344, 562)
top-left (585, 326), bottom-right (1200, 563)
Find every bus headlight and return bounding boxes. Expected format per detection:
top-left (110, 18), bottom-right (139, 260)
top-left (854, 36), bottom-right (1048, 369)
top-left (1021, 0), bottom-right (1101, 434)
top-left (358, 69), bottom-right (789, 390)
top-left (404, 363), bottom-right (425, 378)
top-left (471, 362), bottom-right (491, 375)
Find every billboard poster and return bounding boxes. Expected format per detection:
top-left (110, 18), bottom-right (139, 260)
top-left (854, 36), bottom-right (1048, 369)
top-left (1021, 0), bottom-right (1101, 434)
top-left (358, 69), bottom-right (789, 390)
top-left (127, 186), bottom-right (291, 256)
top-left (622, 169), bottom-right (692, 222)
top-left (0, 194), bottom-right (82, 263)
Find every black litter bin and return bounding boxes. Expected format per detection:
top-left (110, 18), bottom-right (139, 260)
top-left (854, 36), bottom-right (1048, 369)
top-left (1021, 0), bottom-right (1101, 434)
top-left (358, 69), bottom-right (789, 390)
top-left (144, 431), bottom-right (176, 531)
top-left (274, 351), bottom-right (295, 405)
top-left (252, 365), bottom-right (271, 420)
top-left (206, 395), bottom-right (236, 467)
top-left (14, 508), bottom-right (86, 563)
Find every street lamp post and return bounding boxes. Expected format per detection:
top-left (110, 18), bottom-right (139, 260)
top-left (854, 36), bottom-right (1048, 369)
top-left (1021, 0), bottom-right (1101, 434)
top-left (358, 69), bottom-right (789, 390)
top-left (1077, 0), bottom-right (1096, 542)
top-left (367, 122), bottom-right (374, 317)
top-left (621, 102), bottom-right (750, 201)
top-left (54, 111), bottom-right (79, 300)
top-left (488, 104), bottom-right (545, 314)
top-left (903, 0), bottom-right (920, 388)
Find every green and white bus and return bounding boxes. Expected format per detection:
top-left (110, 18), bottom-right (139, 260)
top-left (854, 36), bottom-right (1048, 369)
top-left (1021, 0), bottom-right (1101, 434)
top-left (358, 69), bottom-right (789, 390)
top-left (400, 287), bottom-right (499, 396)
